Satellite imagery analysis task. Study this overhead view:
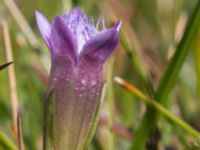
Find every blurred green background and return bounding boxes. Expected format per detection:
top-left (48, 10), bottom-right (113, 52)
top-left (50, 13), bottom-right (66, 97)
top-left (0, 0), bottom-right (200, 149)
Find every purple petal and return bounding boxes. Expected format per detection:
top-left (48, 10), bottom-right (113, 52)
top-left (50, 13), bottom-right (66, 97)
top-left (62, 8), bottom-right (98, 53)
top-left (50, 16), bottom-right (77, 62)
top-left (35, 11), bottom-right (52, 53)
top-left (80, 21), bottom-right (122, 64)
top-left (63, 8), bottom-right (87, 24)
top-left (114, 20), bottom-right (122, 32)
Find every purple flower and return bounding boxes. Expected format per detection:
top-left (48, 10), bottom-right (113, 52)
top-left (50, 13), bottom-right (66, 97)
top-left (35, 8), bottom-right (121, 150)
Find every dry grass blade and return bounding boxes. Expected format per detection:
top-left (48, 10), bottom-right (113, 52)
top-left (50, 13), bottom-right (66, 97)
top-left (2, 20), bottom-right (19, 137)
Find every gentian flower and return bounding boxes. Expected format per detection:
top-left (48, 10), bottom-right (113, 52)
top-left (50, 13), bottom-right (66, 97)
top-left (35, 8), bottom-right (121, 150)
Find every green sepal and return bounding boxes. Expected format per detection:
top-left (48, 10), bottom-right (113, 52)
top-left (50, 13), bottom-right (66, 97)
top-left (43, 89), bottom-right (55, 150)
top-left (83, 82), bottom-right (107, 150)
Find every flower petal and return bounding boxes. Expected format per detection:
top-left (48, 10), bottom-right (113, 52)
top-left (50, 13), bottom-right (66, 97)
top-left (62, 8), bottom-right (87, 25)
top-left (50, 16), bottom-right (77, 62)
top-left (62, 8), bottom-right (98, 53)
top-left (35, 11), bottom-right (52, 53)
top-left (80, 21), bottom-right (122, 64)
top-left (114, 20), bottom-right (122, 32)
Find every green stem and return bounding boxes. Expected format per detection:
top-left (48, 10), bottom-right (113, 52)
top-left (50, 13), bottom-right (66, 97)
top-left (120, 33), bottom-right (147, 84)
top-left (0, 131), bottom-right (17, 150)
top-left (194, 29), bottom-right (200, 108)
top-left (135, 91), bottom-right (200, 138)
top-left (146, 98), bottom-right (200, 138)
top-left (115, 77), bottom-right (200, 138)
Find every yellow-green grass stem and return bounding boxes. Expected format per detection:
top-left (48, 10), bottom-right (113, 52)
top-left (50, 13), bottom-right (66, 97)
top-left (114, 77), bottom-right (200, 138)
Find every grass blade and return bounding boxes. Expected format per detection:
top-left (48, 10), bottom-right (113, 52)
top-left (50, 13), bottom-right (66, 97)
top-left (132, 1), bottom-right (200, 149)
